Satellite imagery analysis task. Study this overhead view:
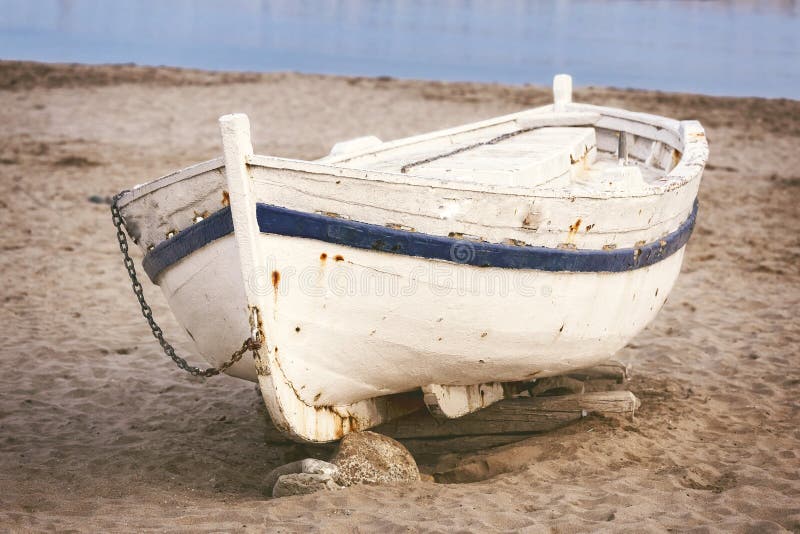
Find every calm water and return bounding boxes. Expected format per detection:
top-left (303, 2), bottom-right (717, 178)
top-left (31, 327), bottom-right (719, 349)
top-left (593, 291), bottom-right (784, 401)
top-left (1, 0), bottom-right (798, 98)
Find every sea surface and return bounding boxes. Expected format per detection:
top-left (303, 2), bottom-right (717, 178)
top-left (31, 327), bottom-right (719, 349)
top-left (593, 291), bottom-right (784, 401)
top-left (1, 0), bottom-right (798, 98)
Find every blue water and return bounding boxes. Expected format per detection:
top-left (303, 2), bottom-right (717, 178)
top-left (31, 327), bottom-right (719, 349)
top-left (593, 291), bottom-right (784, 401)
top-left (1, 0), bottom-right (798, 98)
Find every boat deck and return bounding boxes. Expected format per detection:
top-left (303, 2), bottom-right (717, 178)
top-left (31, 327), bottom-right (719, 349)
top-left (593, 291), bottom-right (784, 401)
top-left (324, 121), bottom-right (662, 192)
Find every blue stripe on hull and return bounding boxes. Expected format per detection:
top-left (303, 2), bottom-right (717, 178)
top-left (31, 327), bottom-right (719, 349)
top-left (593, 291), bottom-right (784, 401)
top-left (142, 200), bottom-right (698, 282)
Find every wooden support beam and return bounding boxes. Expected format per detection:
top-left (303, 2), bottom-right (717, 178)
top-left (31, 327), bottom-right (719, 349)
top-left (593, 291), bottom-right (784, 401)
top-left (374, 391), bottom-right (640, 440)
top-left (566, 362), bottom-right (629, 383)
top-left (260, 376), bottom-right (641, 455)
top-left (527, 375), bottom-right (585, 397)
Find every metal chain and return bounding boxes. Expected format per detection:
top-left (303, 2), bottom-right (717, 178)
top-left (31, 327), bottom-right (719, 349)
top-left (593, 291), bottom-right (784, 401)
top-left (110, 193), bottom-right (262, 377)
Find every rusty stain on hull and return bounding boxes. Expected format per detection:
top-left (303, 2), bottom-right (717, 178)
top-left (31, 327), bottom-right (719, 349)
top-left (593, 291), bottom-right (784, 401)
top-left (271, 270), bottom-right (280, 289)
top-left (248, 305), bottom-right (269, 377)
top-left (671, 149), bottom-right (682, 170)
top-left (522, 211), bottom-right (540, 230)
top-left (192, 210), bottom-right (210, 223)
top-left (386, 222), bottom-right (416, 232)
top-left (565, 217), bottom-right (582, 247)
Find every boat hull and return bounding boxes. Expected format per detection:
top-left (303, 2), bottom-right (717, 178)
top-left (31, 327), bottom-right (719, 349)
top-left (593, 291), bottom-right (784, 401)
top-left (114, 83), bottom-right (708, 440)
top-left (159, 230), bottom-right (684, 407)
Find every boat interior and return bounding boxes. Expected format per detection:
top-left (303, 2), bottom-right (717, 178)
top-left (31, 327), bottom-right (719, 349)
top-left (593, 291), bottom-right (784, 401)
top-left (319, 107), bottom-right (682, 195)
top-left (118, 75), bottom-right (705, 256)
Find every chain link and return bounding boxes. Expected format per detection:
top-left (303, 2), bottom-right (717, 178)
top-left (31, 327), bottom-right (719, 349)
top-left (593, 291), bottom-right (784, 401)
top-left (111, 193), bottom-right (262, 377)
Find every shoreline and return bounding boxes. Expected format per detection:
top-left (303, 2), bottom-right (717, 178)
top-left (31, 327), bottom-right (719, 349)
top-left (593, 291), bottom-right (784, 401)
top-left (2, 60), bottom-right (798, 104)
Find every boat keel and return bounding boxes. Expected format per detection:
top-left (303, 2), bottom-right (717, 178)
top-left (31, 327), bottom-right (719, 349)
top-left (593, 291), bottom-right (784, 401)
top-left (254, 348), bottom-right (425, 442)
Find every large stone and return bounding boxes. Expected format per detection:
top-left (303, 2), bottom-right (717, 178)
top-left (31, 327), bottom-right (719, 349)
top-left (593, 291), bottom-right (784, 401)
top-left (272, 472), bottom-right (342, 498)
top-left (264, 460), bottom-right (304, 494)
top-left (300, 458), bottom-right (340, 478)
top-left (330, 431), bottom-right (420, 486)
top-left (265, 458), bottom-right (341, 497)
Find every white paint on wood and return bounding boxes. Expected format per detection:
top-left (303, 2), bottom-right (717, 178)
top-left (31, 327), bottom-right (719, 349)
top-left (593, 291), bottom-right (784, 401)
top-left (404, 126), bottom-right (597, 187)
top-left (219, 114), bottom-right (259, 295)
top-left (318, 110), bottom-right (589, 168)
top-left (219, 114), bottom-right (424, 443)
top-left (618, 131), bottom-right (629, 163)
top-left (553, 74), bottom-right (572, 112)
top-left (119, 109), bottom-right (705, 256)
top-left (325, 112), bottom-right (600, 178)
top-left (156, 230), bottom-right (685, 407)
top-left (116, 81), bottom-right (708, 442)
top-left (422, 383), bottom-right (507, 419)
top-left (328, 135), bottom-right (382, 157)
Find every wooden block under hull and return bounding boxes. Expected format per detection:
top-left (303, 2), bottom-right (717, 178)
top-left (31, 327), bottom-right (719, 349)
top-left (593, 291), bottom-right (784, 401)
top-left (263, 388), bottom-right (641, 456)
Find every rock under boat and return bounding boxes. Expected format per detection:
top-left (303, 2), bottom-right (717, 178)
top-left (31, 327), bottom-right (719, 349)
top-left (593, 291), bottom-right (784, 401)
top-left (114, 75), bottom-right (708, 442)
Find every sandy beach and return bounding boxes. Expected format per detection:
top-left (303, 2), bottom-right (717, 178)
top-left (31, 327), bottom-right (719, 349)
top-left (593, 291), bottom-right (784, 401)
top-left (0, 61), bottom-right (798, 532)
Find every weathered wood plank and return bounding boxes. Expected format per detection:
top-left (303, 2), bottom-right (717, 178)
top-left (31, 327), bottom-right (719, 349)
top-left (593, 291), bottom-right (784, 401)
top-left (374, 391), bottom-right (640, 440)
top-left (263, 389), bottom-right (641, 447)
top-left (527, 375), bottom-right (586, 396)
top-left (566, 362), bottom-right (629, 383)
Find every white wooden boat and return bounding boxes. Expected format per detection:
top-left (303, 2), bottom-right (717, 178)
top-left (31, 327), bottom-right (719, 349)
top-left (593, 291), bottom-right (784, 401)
top-left (114, 75), bottom-right (707, 442)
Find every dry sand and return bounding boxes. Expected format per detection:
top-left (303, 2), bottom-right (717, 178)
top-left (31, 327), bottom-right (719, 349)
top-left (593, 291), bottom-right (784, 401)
top-left (0, 61), bottom-right (798, 532)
